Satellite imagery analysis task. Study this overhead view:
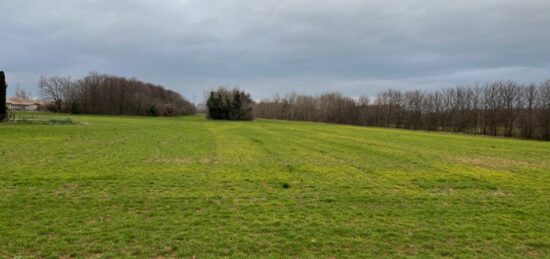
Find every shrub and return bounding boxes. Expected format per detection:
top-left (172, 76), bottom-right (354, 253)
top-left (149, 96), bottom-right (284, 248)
top-left (70, 101), bottom-right (81, 114)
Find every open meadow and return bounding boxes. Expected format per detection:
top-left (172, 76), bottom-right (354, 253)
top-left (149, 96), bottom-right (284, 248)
top-left (1, 113), bottom-right (549, 257)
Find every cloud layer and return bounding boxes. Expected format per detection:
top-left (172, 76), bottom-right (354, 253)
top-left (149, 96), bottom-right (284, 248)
top-left (2, 0), bottom-right (550, 99)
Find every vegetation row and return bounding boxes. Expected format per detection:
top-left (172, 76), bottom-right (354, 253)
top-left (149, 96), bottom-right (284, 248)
top-left (2, 70), bottom-right (550, 141)
top-left (38, 72), bottom-right (196, 116)
top-left (255, 81), bottom-right (550, 140)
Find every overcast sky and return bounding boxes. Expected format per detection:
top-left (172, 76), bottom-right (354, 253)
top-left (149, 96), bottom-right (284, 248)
top-left (2, 0), bottom-right (550, 100)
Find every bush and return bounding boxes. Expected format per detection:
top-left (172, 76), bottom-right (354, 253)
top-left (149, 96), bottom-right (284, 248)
top-left (48, 118), bottom-right (73, 125)
top-left (70, 101), bottom-right (81, 114)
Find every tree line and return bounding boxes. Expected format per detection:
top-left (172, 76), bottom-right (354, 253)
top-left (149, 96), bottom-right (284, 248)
top-left (39, 72), bottom-right (196, 116)
top-left (255, 80), bottom-right (550, 140)
top-left (206, 87), bottom-right (254, 120)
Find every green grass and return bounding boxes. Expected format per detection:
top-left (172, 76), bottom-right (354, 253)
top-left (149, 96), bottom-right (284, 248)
top-left (1, 112), bottom-right (549, 258)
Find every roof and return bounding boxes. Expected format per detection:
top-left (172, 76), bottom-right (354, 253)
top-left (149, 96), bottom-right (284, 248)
top-left (6, 98), bottom-right (45, 106)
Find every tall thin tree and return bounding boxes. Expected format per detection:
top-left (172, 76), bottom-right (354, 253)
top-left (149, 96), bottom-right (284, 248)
top-left (0, 71), bottom-right (7, 122)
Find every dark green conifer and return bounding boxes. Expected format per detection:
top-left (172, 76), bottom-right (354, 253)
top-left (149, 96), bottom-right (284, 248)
top-left (231, 91), bottom-right (242, 119)
top-left (0, 71), bottom-right (7, 122)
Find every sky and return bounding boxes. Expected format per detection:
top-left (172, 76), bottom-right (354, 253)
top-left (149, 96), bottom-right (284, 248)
top-left (2, 0), bottom-right (550, 101)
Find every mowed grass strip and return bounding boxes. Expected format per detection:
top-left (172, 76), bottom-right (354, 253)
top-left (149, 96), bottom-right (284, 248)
top-left (1, 113), bottom-right (549, 257)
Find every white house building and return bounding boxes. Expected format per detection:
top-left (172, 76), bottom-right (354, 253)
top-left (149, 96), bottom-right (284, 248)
top-left (6, 98), bottom-right (43, 111)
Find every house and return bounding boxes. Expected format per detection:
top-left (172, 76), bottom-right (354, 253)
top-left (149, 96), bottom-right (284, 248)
top-left (6, 98), bottom-right (45, 111)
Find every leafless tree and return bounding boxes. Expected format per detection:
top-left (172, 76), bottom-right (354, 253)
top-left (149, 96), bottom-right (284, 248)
top-left (255, 80), bottom-right (550, 140)
top-left (14, 84), bottom-right (32, 99)
top-left (38, 72), bottom-right (196, 116)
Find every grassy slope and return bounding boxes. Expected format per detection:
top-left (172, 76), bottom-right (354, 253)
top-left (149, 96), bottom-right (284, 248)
top-left (1, 113), bottom-right (549, 257)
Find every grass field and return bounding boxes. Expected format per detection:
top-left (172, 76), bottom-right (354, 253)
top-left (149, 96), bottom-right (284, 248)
top-left (1, 113), bottom-right (549, 257)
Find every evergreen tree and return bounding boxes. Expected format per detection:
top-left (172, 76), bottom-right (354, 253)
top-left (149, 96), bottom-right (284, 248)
top-left (231, 91), bottom-right (242, 119)
top-left (147, 105), bottom-right (157, 116)
top-left (206, 87), bottom-right (254, 121)
top-left (70, 101), bottom-right (81, 114)
top-left (224, 95), bottom-right (231, 119)
top-left (0, 71), bottom-right (7, 122)
top-left (207, 92), bottom-right (219, 119)
top-left (217, 92), bottom-right (224, 119)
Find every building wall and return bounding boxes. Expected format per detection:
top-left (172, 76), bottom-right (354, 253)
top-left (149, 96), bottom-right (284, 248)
top-left (7, 104), bottom-right (37, 111)
top-left (6, 102), bottom-right (39, 111)
top-left (26, 105), bottom-right (38, 111)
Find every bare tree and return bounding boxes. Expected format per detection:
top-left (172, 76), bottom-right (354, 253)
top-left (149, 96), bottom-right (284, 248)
top-left (255, 79), bottom-right (550, 140)
top-left (39, 73), bottom-right (196, 116)
top-left (14, 84), bottom-right (32, 99)
top-left (540, 81), bottom-right (550, 140)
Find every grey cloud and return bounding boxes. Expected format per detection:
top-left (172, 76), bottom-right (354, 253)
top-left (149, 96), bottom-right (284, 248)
top-left (1, 0), bottom-right (549, 99)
